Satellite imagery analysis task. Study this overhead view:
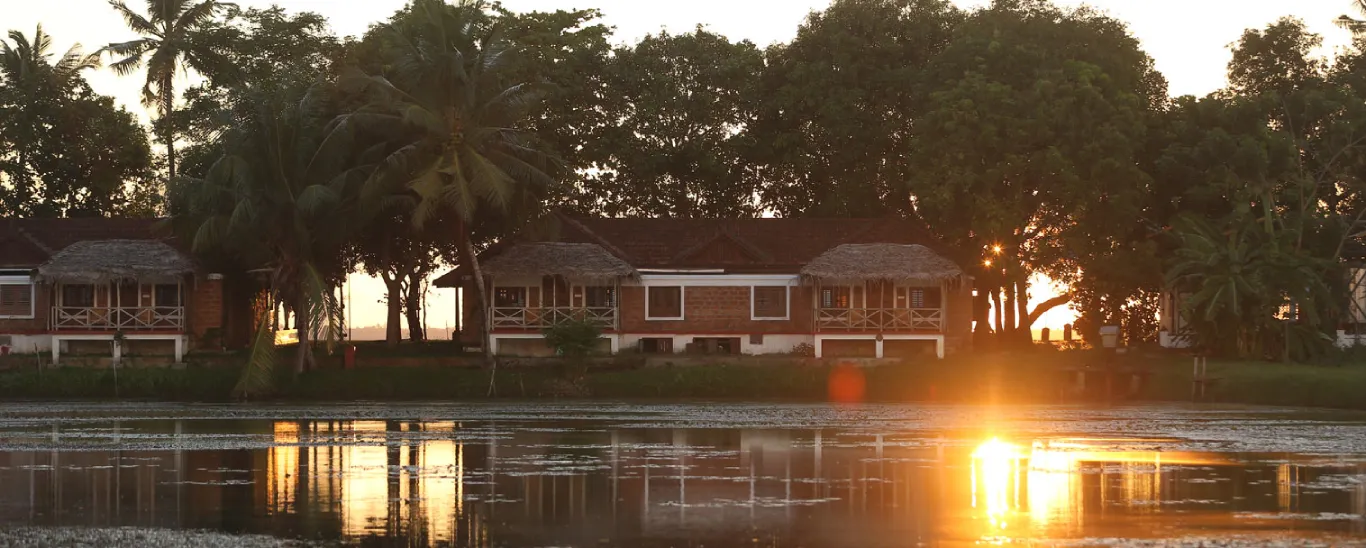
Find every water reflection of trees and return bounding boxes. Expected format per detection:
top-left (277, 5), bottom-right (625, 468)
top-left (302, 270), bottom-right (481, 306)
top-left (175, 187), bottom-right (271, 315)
top-left (2, 423), bottom-right (1366, 544)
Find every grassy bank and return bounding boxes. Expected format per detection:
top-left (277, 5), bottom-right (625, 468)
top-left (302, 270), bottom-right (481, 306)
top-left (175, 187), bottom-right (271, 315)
top-left (0, 350), bottom-right (1363, 409)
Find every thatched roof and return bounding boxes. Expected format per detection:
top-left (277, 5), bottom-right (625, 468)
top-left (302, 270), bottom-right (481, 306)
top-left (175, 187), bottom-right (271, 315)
top-left (800, 244), bottom-right (964, 285)
top-left (37, 240), bottom-right (195, 283)
top-left (480, 243), bottom-right (638, 281)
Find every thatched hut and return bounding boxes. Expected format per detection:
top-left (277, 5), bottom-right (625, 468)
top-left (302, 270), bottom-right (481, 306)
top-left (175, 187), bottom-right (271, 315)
top-left (799, 244), bottom-right (965, 286)
top-left (480, 243), bottom-right (638, 282)
top-left (36, 240), bottom-right (195, 284)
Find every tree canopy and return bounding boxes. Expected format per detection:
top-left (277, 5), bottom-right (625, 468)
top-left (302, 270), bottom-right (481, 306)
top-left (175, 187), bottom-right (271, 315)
top-left (12, 0), bottom-right (1366, 363)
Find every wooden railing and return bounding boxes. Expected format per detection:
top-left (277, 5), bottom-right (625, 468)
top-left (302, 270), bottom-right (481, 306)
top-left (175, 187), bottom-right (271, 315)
top-left (816, 307), bottom-right (944, 332)
top-left (50, 307), bottom-right (186, 331)
top-left (490, 307), bottom-right (617, 330)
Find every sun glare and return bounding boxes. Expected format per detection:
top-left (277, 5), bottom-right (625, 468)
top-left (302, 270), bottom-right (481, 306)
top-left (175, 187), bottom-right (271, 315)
top-left (971, 438), bottom-right (1022, 531)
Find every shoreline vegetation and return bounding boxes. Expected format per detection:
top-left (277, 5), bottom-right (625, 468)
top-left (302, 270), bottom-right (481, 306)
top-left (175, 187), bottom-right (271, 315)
top-left (1, 349), bottom-right (1364, 411)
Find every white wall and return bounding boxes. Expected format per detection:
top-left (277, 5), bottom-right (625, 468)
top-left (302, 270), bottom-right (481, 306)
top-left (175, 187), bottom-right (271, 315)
top-left (0, 334), bottom-right (53, 354)
top-left (618, 333), bottom-right (812, 355)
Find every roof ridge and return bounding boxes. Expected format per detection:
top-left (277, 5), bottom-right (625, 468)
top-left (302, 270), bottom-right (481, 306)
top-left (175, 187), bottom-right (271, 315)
top-left (14, 225), bottom-right (54, 256)
top-left (670, 226), bottom-right (773, 264)
top-left (554, 212), bottom-right (636, 263)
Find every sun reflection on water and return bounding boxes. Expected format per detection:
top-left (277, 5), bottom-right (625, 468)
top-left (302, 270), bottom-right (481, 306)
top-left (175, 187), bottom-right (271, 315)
top-left (971, 438), bottom-right (1023, 532)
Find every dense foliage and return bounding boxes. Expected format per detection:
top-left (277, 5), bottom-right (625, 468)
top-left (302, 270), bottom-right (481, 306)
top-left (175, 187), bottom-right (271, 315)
top-left (10, 0), bottom-right (1366, 373)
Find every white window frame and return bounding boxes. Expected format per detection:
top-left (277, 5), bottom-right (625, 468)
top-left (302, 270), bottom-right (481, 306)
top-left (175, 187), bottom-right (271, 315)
top-left (645, 286), bottom-right (685, 321)
top-left (750, 286), bottom-right (791, 320)
top-left (0, 276), bottom-right (36, 319)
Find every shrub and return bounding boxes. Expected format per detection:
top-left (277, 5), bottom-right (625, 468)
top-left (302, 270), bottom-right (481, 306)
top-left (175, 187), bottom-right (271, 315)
top-left (543, 317), bottom-right (603, 360)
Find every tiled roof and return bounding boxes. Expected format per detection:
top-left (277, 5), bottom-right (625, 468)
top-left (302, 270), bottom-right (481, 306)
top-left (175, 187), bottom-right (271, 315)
top-left (553, 215), bottom-right (948, 270)
top-left (0, 218), bottom-right (166, 269)
top-left (436, 213), bottom-right (957, 286)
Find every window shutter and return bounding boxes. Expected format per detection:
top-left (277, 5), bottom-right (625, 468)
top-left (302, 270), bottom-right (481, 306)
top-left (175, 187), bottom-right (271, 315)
top-left (0, 284), bottom-right (33, 317)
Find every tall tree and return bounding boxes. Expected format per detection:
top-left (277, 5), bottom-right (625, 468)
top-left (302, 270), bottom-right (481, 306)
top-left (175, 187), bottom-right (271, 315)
top-left (567, 28), bottom-right (763, 217)
top-left (0, 26), bottom-right (153, 217)
top-left (495, 8), bottom-right (613, 209)
top-left (349, 0), bottom-right (556, 359)
top-left (103, 0), bottom-right (234, 180)
top-left (751, 0), bottom-right (962, 217)
top-left (906, 0), bottom-right (1166, 343)
top-left (1339, 1), bottom-right (1366, 35)
top-left (168, 80), bottom-right (359, 385)
top-left (175, 6), bottom-right (345, 178)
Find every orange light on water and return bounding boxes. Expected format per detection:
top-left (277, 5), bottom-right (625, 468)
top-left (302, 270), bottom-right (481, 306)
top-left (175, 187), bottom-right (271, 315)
top-left (827, 363), bottom-right (866, 404)
top-left (972, 438), bottom-right (1022, 531)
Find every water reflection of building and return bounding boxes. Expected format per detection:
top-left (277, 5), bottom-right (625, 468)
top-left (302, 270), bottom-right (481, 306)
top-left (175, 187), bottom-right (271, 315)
top-left (4, 422), bottom-right (1366, 545)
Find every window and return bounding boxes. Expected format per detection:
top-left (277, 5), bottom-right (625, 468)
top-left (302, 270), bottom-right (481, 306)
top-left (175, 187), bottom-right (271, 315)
top-left (0, 280), bottom-right (34, 318)
top-left (646, 286), bottom-right (683, 320)
top-left (61, 284), bottom-right (95, 308)
top-left (585, 287), bottom-right (616, 308)
top-left (896, 287), bottom-right (939, 308)
top-left (820, 287), bottom-right (851, 309)
top-left (639, 338), bottom-right (674, 354)
top-left (493, 287), bottom-right (528, 308)
top-left (752, 286), bottom-right (789, 319)
top-left (154, 284), bottom-right (182, 308)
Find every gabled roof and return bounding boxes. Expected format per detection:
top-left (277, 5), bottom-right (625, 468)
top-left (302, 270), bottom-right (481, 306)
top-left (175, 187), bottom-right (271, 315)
top-left (435, 213), bottom-right (959, 287)
top-left (801, 244), bottom-right (965, 285)
top-left (37, 240), bottom-right (195, 284)
top-left (481, 243), bottom-right (638, 282)
top-left (548, 214), bottom-right (951, 270)
top-left (0, 218), bottom-right (169, 270)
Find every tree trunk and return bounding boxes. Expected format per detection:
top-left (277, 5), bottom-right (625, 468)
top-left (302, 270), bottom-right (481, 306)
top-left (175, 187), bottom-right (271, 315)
top-left (404, 272), bottom-right (426, 343)
top-left (1004, 282), bottom-right (1017, 336)
top-left (294, 295), bottom-right (311, 375)
top-left (991, 287), bottom-right (1003, 336)
top-left (382, 272), bottom-right (403, 347)
top-left (460, 233), bottom-right (493, 367)
top-left (162, 74), bottom-right (177, 180)
top-left (1025, 293), bottom-right (1073, 328)
top-left (1016, 280), bottom-right (1029, 339)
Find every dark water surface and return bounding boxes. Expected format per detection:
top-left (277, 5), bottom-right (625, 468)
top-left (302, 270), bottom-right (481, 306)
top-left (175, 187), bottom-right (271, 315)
top-left (2, 402), bottom-right (1366, 547)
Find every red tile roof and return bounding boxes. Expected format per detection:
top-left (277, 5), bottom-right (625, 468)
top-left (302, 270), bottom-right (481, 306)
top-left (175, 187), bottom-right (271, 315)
top-left (0, 218), bottom-right (167, 269)
top-left (436, 213), bottom-right (958, 286)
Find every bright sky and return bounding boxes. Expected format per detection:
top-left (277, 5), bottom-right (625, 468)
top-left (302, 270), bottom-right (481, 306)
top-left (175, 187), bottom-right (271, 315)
top-left (6, 0), bottom-right (1358, 335)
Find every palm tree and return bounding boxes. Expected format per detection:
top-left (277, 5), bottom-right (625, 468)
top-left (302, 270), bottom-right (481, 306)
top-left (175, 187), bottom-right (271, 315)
top-left (168, 79), bottom-right (362, 394)
top-left (1, 26), bottom-right (102, 209)
top-left (103, 0), bottom-right (234, 180)
top-left (346, 0), bottom-right (556, 363)
top-left (1339, 1), bottom-right (1366, 35)
top-left (1, 25), bottom-right (102, 86)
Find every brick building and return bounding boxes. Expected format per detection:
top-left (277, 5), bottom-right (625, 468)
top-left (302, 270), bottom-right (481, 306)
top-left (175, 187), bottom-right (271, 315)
top-left (0, 218), bottom-right (252, 364)
top-left (436, 214), bottom-right (975, 359)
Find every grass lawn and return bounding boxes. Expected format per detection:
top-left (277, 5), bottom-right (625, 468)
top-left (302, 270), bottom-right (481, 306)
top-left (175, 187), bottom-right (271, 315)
top-left (0, 348), bottom-right (1362, 409)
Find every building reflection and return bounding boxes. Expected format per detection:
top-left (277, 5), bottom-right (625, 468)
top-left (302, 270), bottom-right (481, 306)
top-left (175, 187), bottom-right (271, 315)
top-left (2, 421), bottom-right (1366, 545)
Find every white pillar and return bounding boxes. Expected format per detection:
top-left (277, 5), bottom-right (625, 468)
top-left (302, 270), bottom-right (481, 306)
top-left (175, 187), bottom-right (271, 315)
top-left (875, 339), bottom-right (885, 359)
top-left (50, 338), bottom-right (60, 366)
top-left (112, 339), bottom-right (122, 366)
top-left (174, 336), bottom-right (184, 363)
top-left (814, 337), bottom-right (823, 358)
top-left (608, 335), bottom-right (619, 354)
top-left (935, 336), bottom-right (945, 359)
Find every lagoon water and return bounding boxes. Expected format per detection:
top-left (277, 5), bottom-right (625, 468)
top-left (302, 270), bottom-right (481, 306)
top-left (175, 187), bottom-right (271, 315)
top-left (1, 402), bottom-right (1366, 547)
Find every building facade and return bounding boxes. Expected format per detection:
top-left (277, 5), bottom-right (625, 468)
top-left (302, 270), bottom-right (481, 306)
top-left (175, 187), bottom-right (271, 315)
top-left (0, 218), bottom-right (240, 364)
top-left (437, 215), bottom-right (975, 359)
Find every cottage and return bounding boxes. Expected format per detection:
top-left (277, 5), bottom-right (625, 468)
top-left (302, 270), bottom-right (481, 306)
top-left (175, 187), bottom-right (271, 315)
top-left (0, 218), bottom-right (248, 364)
top-left (435, 215), bottom-right (975, 358)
